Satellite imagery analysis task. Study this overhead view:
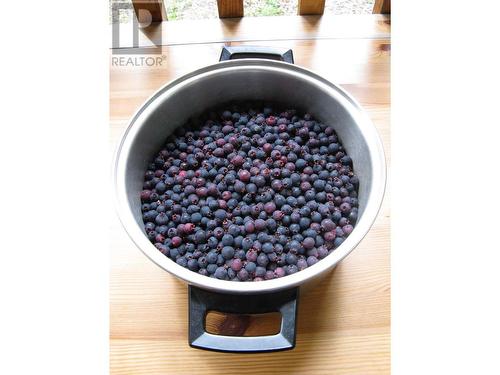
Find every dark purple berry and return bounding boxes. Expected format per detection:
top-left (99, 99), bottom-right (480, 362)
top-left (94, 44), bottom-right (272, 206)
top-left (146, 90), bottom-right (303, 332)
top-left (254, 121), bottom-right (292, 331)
top-left (214, 267), bottom-right (228, 280)
top-left (257, 253), bottom-right (269, 267)
top-left (343, 224), bottom-right (354, 235)
top-left (238, 169), bottom-right (251, 182)
top-left (244, 221), bottom-right (255, 234)
top-left (302, 237), bottom-right (315, 250)
top-left (324, 231), bottom-right (336, 242)
top-left (274, 267), bottom-right (286, 278)
top-left (245, 248), bottom-right (257, 262)
top-left (306, 256), bottom-right (318, 266)
top-left (231, 258), bottom-right (243, 272)
top-left (237, 268), bottom-right (249, 281)
top-left (254, 219), bottom-right (266, 231)
top-left (171, 236), bottom-right (182, 247)
top-left (297, 258), bottom-right (308, 270)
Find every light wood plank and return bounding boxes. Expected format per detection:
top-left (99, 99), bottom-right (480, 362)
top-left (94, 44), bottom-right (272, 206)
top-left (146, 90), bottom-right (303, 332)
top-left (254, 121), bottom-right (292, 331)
top-left (110, 14), bottom-right (390, 49)
top-left (217, 0), bottom-right (244, 18)
top-left (111, 331), bottom-right (390, 374)
top-left (110, 39), bottom-right (390, 120)
top-left (298, 0), bottom-right (326, 15)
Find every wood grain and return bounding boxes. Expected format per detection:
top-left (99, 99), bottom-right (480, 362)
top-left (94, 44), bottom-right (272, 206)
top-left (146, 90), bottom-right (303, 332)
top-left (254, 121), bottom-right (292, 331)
top-left (373, 0), bottom-right (391, 14)
top-left (217, 0), bottom-right (244, 18)
top-left (131, 0), bottom-right (167, 23)
top-left (110, 14), bottom-right (390, 375)
top-left (298, 0), bottom-right (326, 15)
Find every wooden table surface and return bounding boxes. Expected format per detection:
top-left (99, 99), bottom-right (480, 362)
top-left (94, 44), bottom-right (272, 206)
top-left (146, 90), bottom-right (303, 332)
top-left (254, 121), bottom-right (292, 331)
top-left (110, 14), bottom-right (390, 375)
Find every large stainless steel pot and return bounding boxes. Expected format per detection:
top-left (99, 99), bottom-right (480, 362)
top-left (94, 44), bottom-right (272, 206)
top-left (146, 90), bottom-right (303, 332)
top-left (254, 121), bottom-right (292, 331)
top-left (113, 47), bottom-right (386, 352)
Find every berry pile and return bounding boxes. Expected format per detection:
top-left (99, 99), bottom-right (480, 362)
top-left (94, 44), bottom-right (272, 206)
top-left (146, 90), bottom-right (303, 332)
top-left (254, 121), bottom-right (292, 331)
top-left (140, 106), bottom-right (359, 281)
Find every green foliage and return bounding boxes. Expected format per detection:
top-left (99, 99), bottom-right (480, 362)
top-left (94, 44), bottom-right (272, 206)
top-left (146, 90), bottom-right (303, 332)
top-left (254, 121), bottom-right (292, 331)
top-left (167, 1), bottom-right (181, 20)
top-left (258, 0), bottom-right (284, 16)
top-left (244, 0), bottom-right (287, 17)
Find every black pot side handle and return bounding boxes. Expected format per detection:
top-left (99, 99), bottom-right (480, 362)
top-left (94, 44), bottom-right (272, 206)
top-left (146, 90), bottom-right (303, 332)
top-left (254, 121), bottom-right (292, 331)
top-left (219, 46), bottom-right (294, 64)
top-left (188, 285), bottom-right (299, 352)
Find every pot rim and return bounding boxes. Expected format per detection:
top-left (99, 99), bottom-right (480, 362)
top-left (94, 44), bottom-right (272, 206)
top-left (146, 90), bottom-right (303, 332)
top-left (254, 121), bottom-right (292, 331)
top-left (113, 58), bottom-right (386, 294)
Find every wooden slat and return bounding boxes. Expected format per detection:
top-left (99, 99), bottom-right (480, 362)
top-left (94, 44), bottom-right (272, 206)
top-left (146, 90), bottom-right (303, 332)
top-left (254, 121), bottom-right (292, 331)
top-left (131, 0), bottom-right (167, 23)
top-left (217, 0), bottom-right (244, 18)
top-left (298, 0), bottom-right (326, 15)
top-left (373, 0), bottom-right (391, 14)
top-left (110, 15), bottom-right (390, 49)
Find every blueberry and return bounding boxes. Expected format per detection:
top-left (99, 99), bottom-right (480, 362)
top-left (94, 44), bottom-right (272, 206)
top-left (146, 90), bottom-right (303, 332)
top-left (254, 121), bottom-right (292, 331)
top-left (187, 259), bottom-right (199, 271)
top-left (216, 254), bottom-right (225, 266)
top-left (144, 222), bottom-right (156, 232)
top-left (266, 218), bottom-right (277, 231)
top-left (254, 175), bottom-right (266, 187)
top-left (198, 256), bottom-right (208, 268)
top-left (297, 258), bottom-right (308, 270)
top-left (340, 202), bottom-right (352, 213)
top-left (299, 217), bottom-right (311, 230)
top-left (286, 253), bottom-right (298, 265)
top-left (332, 211), bottom-right (342, 223)
top-left (214, 209), bottom-right (227, 221)
top-left (191, 212), bottom-right (202, 223)
top-left (274, 194), bottom-right (286, 207)
top-left (207, 236), bottom-right (218, 249)
top-left (231, 258), bottom-right (243, 272)
top-left (155, 181), bottom-right (167, 194)
top-left (214, 267), bottom-right (228, 280)
top-left (254, 219), bottom-right (266, 231)
top-left (302, 237), bottom-right (315, 250)
top-left (313, 179), bottom-right (326, 191)
top-left (242, 238), bottom-right (254, 251)
top-left (343, 224), bottom-right (354, 235)
top-left (194, 230), bottom-right (206, 244)
top-left (176, 256), bottom-right (188, 267)
top-left (221, 234), bottom-right (234, 246)
top-left (257, 253), bottom-right (269, 267)
top-left (221, 246), bottom-right (235, 260)
top-left (246, 183), bottom-right (258, 194)
top-left (155, 212), bottom-right (169, 225)
top-left (255, 266), bottom-right (266, 278)
top-left (237, 268), bottom-right (249, 281)
top-left (311, 211), bottom-right (322, 223)
top-left (317, 246), bottom-right (329, 259)
top-left (171, 236), bottom-right (182, 247)
top-left (262, 242), bottom-right (274, 253)
top-left (245, 261), bottom-right (257, 274)
top-left (333, 237), bottom-right (344, 247)
top-left (274, 267), bottom-right (286, 278)
top-left (244, 221), bottom-right (255, 234)
top-left (235, 248), bottom-right (246, 260)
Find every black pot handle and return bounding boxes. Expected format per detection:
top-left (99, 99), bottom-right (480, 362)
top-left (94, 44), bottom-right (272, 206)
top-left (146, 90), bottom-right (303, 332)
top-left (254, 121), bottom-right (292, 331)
top-left (219, 46), bottom-right (294, 64)
top-left (188, 285), bottom-right (299, 352)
